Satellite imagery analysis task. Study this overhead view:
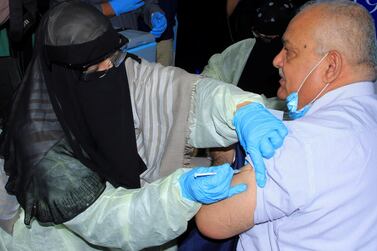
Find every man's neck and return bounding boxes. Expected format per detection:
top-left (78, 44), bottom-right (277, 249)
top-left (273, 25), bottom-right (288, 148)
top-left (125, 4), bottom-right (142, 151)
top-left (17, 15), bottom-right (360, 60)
top-left (328, 64), bottom-right (375, 93)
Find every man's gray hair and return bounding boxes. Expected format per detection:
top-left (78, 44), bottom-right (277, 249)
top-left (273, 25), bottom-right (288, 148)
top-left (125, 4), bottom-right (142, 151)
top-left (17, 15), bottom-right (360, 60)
top-left (298, 0), bottom-right (377, 70)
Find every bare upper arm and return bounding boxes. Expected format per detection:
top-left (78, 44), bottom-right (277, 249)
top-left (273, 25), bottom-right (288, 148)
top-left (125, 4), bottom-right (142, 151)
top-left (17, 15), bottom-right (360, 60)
top-left (195, 164), bottom-right (256, 239)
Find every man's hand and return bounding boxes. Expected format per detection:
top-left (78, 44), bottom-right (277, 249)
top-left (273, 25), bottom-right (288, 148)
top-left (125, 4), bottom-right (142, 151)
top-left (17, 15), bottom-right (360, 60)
top-left (233, 103), bottom-right (288, 188)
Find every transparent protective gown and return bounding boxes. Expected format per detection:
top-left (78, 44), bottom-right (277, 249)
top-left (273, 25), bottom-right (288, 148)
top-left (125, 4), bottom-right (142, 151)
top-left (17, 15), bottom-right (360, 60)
top-left (0, 169), bottom-right (200, 251)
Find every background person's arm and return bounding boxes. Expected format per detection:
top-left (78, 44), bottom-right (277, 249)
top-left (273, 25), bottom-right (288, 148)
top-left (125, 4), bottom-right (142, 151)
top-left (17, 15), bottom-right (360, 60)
top-left (141, 0), bottom-right (162, 27)
top-left (195, 164), bottom-right (256, 239)
top-left (201, 39), bottom-right (255, 85)
top-left (227, 0), bottom-right (240, 16)
top-left (101, 2), bottom-right (116, 17)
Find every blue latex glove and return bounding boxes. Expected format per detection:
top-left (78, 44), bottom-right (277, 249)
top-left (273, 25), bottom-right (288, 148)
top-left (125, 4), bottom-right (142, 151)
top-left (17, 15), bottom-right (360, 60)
top-left (109, 0), bottom-right (145, 16)
top-left (233, 103), bottom-right (288, 188)
top-left (179, 163), bottom-right (247, 204)
top-left (150, 12), bottom-right (167, 38)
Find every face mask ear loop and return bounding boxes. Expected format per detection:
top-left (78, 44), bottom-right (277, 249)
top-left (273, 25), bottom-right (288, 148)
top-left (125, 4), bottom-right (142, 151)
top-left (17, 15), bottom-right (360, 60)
top-left (310, 82), bottom-right (330, 105)
top-left (296, 52), bottom-right (330, 94)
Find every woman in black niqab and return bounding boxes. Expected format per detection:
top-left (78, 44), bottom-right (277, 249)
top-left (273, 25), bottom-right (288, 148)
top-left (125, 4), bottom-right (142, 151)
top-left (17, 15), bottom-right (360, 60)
top-left (237, 0), bottom-right (297, 97)
top-left (0, 1), bottom-right (146, 225)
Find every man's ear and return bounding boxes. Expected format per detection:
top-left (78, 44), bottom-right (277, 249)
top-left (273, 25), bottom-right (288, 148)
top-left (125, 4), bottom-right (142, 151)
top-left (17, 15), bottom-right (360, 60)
top-left (323, 50), bottom-right (342, 83)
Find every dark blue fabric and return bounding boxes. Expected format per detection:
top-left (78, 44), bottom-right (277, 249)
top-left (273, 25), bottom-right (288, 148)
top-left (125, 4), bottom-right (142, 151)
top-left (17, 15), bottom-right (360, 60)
top-left (178, 222), bottom-right (238, 251)
top-left (231, 142), bottom-right (246, 170)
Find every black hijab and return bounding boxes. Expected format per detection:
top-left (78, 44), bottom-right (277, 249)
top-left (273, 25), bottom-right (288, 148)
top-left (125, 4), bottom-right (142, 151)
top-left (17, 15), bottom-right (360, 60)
top-left (1, 1), bottom-right (146, 225)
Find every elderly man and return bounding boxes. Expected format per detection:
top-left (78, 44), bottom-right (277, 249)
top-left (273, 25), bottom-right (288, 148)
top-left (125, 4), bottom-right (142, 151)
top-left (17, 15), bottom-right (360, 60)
top-left (196, 1), bottom-right (377, 250)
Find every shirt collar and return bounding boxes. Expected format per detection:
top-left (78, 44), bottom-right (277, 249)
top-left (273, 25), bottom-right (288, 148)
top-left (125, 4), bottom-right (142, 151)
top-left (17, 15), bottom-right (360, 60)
top-left (306, 81), bottom-right (376, 116)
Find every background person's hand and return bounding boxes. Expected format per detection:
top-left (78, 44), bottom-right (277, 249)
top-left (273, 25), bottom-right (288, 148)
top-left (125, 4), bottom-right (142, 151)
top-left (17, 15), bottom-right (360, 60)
top-left (109, 0), bottom-right (145, 16)
top-left (179, 163), bottom-right (247, 204)
top-left (233, 102), bottom-right (288, 188)
top-left (150, 12), bottom-right (167, 38)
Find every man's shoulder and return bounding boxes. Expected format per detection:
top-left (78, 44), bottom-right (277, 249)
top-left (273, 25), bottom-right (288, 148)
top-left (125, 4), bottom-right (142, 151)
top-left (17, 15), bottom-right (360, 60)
top-left (283, 97), bottom-right (377, 155)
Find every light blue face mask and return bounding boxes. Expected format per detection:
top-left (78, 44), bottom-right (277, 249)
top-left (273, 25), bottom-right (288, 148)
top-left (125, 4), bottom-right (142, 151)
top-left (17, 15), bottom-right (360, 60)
top-left (285, 52), bottom-right (330, 120)
top-left (286, 92), bottom-right (311, 119)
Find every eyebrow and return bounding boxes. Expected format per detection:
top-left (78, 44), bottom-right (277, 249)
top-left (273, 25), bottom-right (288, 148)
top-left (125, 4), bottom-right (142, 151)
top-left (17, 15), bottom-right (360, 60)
top-left (282, 38), bottom-right (299, 52)
top-left (282, 37), bottom-right (291, 46)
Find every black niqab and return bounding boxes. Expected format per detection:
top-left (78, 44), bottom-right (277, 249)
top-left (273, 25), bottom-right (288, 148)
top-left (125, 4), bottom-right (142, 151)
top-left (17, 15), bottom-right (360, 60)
top-left (0, 1), bottom-right (146, 225)
top-left (238, 0), bottom-right (297, 97)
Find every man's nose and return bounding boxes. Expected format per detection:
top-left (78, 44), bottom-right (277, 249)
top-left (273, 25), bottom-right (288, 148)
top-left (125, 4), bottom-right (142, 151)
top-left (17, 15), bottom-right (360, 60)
top-left (273, 49), bottom-right (284, 69)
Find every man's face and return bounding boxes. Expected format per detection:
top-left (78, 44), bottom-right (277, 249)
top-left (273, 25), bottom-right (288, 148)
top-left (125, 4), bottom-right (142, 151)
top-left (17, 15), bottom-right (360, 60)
top-left (272, 8), bottom-right (326, 109)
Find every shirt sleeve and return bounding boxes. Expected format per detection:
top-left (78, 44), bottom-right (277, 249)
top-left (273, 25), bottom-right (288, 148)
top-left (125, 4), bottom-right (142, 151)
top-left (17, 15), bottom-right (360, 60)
top-left (253, 127), bottom-right (316, 224)
top-left (188, 77), bottom-right (265, 148)
top-left (65, 169), bottom-right (200, 251)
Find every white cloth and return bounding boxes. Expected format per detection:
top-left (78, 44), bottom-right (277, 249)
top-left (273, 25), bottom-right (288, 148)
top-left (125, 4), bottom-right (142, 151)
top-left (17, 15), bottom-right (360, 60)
top-left (126, 58), bottom-right (200, 183)
top-left (239, 82), bottom-right (377, 251)
top-left (127, 57), bottom-right (265, 182)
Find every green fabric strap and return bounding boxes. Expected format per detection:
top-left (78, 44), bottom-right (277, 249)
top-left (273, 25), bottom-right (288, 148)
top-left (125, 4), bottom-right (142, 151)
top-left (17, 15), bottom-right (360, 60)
top-left (0, 28), bottom-right (10, 56)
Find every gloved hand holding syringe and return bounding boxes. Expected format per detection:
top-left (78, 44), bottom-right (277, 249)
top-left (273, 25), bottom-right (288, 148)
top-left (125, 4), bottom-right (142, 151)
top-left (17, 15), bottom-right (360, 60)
top-left (179, 164), bottom-right (246, 204)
